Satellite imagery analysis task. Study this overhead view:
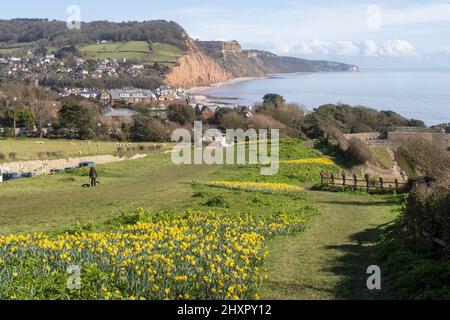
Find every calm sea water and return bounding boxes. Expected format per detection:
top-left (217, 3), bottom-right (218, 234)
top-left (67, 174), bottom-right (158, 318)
top-left (198, 69), bottom-right (450, 126)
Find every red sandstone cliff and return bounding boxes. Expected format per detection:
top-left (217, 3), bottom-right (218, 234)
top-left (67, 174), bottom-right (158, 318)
top-left (164, 40), bottom-right (231, 89)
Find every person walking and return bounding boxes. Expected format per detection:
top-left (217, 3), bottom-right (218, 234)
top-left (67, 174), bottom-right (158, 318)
top-left (89, 165), bottom-right (98, 187)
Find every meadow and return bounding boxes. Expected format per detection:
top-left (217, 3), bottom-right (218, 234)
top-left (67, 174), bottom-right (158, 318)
top-left (78, 41), bottom-right (183, 63)
top-left (0, 139), bottom-right (399, 299)
top-left (0, 138), bottom-right (170, 163)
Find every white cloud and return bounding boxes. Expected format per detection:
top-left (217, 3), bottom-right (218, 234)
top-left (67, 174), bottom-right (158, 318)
top-left (363, 40), bottom-right (383, 57)
top-left (363, 39), bottom-right (418, 57)
top-left (292, 39), bottom-right (332, 55)
top-left (262, 39), bottom-right (418, 58)
top-left (335, 41), bottom-right (361, 56)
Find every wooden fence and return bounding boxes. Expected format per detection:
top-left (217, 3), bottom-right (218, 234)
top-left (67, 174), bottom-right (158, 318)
top-left (320, 172), bottom-right (410, 193)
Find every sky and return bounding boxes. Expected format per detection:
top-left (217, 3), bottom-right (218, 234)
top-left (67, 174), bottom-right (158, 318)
top-left (2, 0), bottom-right (450, 67)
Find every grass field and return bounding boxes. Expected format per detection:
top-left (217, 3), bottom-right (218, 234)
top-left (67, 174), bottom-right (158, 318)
top-left (0, 138), bottom-right (169, 163)
top-left (0, 42), bottom-right (34, 55)
top-left (0, 139), bottom-right (399, 299)
top-left (372, 147), bottom-right (394, 169)
top-left (261, 191), bottom-right (397, 299)
top-left (148, 43), bottom-right (184, 63)
top-left (78, 41), bottom-right (183, 63)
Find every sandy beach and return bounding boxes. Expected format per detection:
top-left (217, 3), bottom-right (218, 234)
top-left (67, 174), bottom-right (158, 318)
top-left (189, 76), bottom-right (266, 94)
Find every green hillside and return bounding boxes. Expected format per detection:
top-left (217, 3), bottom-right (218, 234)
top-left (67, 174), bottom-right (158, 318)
top-left (78, 41), bottom-right (183, 63)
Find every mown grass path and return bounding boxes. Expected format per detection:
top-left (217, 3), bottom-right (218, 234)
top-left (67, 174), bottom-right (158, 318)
top-left (261, 190), bottom-right (398, 300)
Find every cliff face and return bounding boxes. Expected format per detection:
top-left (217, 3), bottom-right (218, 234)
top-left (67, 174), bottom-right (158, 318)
top-left (165, 39), bottom-right (359, 88)
top-left (196, 41), bottom-right (266, 78)
top-left (246, 50), bottom-right (360, 73)
top-left (164, 40), bottom-right (231, 88)
top-left (195, 40), bottom-right (359, 78)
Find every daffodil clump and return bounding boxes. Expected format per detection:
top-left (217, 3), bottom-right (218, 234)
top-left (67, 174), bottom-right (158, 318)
top-left (204, 181), bottom-right (305, 194)
top-left (280, 157), bottom-right (337, 166)
top-left (0, 211), bottom-right (306, 300)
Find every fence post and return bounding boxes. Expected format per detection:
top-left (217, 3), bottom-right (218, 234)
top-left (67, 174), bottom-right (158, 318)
top-left (379, 177), bottom-right (384, 191)
top-left (331, 174), bottom-right (335, 186)
top-left (353, 174), bottom-right (358, 189)
top-left (342, 173), bottom-right (346, 187)
top-left (395, 179), bottom-right (399, 192)
top-left (365, 174), bottom-right (370, 192)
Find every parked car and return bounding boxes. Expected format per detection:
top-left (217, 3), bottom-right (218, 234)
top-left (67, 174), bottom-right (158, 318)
top-left (4, 173), bottom-right (21, 181)
top-left (21, 172), bottom-right (37, 178)
top-left (79, 162), bottom-right (96, 168)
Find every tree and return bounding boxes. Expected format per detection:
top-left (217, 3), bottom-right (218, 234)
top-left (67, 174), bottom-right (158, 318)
top-left (211, 107), bottom-right (232, 125)
top-left (249, 114), bottom-right (286, 130)
top-left (219, 111), bottom-right (247, 130)
top-left (167, 104), bottom-right (194, 125)
top-left (130, 116), bottom-right (170, 142)
top-left (346, 137), bottom-right (375, 165)
top-left (30, 86), bottom-right (56, 138)
top-left (58, 103), bottom-right (94, 139)
top-left (4, 109), bottom-right (34, 129)
top-left (2, 82), bottom-right (28, 137)
top-left (262, 94), bottom-right (286, 108)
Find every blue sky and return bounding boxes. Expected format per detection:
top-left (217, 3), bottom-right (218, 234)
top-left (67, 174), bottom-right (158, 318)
top-left (2, 0), bottom-right (450, 65)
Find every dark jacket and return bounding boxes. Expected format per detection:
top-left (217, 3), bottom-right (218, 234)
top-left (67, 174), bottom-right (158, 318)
top-left (89, 167), bottom-right (98, 179)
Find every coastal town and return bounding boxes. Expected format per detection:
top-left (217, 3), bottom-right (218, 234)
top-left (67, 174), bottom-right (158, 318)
top-left (0, 45), bottom-right (254, 137)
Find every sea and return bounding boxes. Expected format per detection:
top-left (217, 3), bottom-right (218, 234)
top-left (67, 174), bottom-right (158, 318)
top-left (196, 69), bottom-right (450, 126)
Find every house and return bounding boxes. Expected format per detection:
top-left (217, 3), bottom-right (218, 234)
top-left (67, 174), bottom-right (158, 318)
top-left (101, 106), bottom-right (137, 126)
top-left (100, 89), bottom-right (157, 107)
top-left (236, 106), bottom-right (254, 118)
top-left (195, 105), bottom-right (216, 120)
top-left (131, 64), bottom-right (145, 70)
top-left (79, 90), bottom-right (100, 100)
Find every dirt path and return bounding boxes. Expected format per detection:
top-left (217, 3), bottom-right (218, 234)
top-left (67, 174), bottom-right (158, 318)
top-left (260, 191), bottom-right (398, 300)
top-left (1, 154), bottom-right (147, 175)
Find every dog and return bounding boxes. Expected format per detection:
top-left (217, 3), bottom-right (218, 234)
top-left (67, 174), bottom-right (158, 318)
top-left (82, 181), bottom-right (101, 188)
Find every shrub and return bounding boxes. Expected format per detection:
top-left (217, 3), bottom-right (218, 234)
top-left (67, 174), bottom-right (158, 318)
top-left (403, 177), bottom-right (450, 250)
top-left (346, 137), bottom-right (375, 165)
top-left (130, 116), bottom-right (170, 142)
top-left (8, 152), bottom-right (16, 160)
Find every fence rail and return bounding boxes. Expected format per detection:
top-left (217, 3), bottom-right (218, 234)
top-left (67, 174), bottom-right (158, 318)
top-left (320, 172), bottom-right (410, 192)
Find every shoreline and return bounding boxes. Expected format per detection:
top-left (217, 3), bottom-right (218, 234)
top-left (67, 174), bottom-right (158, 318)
top-left (188, 72), bottom-right (315, 94)
top-left (189, 76), bottom-right (267, 94)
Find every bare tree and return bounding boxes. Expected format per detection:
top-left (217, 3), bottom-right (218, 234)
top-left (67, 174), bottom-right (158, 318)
top-left (29, 86), bottom-right (56, 138)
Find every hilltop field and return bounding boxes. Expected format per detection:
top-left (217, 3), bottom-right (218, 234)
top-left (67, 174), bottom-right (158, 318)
top-left (78, 41), bottom-right (183, 63)
top-left (0, 138), bottom-right (399, 300)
